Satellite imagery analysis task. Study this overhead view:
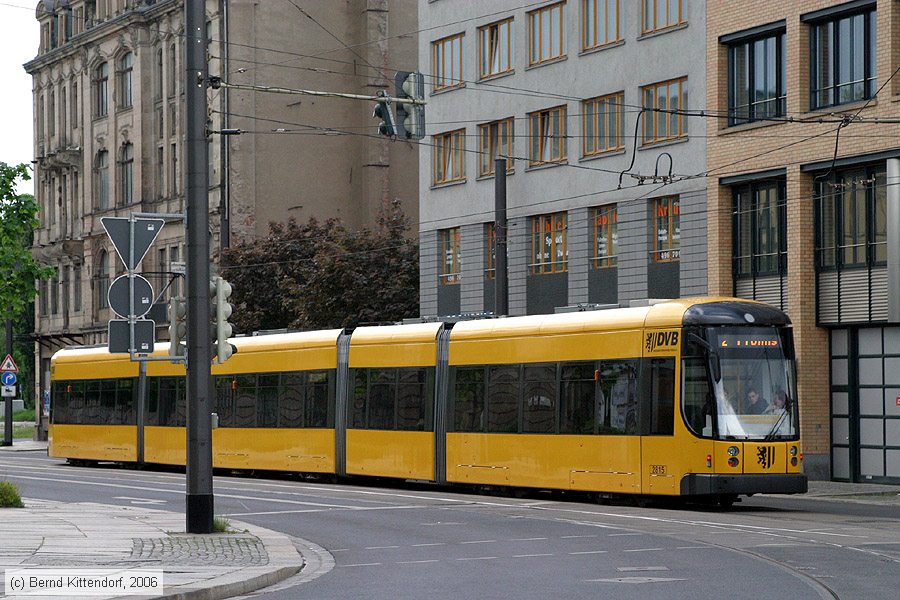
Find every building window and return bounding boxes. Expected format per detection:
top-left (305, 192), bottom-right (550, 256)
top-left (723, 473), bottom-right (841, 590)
top-left (642, 77), bottom-right (687, 144)
top-left (157, 146), bottom-right (164, 198)
top-left (583, 92), bottom-right (624, 156)
top-left (440, 228), bottom-right (462, 285)
top-left (816, 166), bottom-right (886, 269)
top-left (169, 42), bottom-right (177, 97)
top-left (50, 278), bottom-right (58, 315)
top-left (93, 62), bottom-right (108, 117)
top-left (583, 0), bottom-right (621, 50)
top-left (170, 143), bottom-right (178, 195)
top-left (642, 0), bottom-right (686, 34)
top-left (433, 129), bottom-right (465, 185)
top-left (95, 150), bottom-right (109, 210)
top-left (485, 222), bottom-right (497, 280)
top-left (651, 196), bottom-right (680, 262)
top-left (479, 18), bottom-right (513, 79)
top-left (155, 47), bottom-right (163, 100)
top-left (48, 89), bottom-right (55, 138)
top-left (478, 118), bottom-right (514, 176)
top-left (71, 81), bottom-right (78, 129)
top-left (529, 105), bottom-right (567, 165)
top-left (528, 2), bottom-right (566, 65)
top-left (530, 212), bottom-right (568, 274)
top-left (728, 30), bottom-right (786, 125)
top-left (120, 143), bottom-right (133, 205)
top-left (591, 205), bottom-right (618, 268)
top-left (733, 181), bottom-right (787, 277)
top-left (810, 7), bottom-right (877, 109)
top-left (118, 51), bottom-right (133, 108)
top-left (73, 266), bottom-right (82, 312)
top-left (39, 280), bottom-right (48, 316)
top-left (97, 251), bottom-right (110, 310)
top-left (37, 95), bottom-right (44, 142)
top-left (432, 33), bottom-right (464, 91)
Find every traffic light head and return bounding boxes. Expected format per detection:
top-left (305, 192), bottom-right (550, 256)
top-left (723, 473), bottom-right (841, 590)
top-left (394, 71), bottom-right (425, 140)
top-left (167, 296), bottom-right (187, 358)
top-left (213, 277), bottom-right (235, 363)
top-left (373, 99), bottom-right (397, 137)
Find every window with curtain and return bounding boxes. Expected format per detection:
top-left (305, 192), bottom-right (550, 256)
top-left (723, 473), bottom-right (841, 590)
top-left (433, 129), bottom-right (466, 184)
top-left (583, 92), bottom-right (624, 156)
top-left (529, 105), bottom-right (567, 165)
top-left (479, 18), bottom-right (513, 78)
top-left (478, 117), bottom-right (514, 176)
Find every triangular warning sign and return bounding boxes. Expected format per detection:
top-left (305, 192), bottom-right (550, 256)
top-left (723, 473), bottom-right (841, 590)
top-left (0, 354), bottom-right (18, 372)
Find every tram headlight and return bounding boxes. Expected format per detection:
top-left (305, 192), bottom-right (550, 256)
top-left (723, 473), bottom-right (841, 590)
top-left (727, 446), bottom-right (740, 457)
top-left (727, 457), bottom-right (740, 468)
top-left (791, 457), bottom-right (798, 467)
top-left (790, 446), bottom-right (798, 457)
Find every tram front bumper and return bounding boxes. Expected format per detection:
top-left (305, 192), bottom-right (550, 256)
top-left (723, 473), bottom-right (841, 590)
top-left (681, 473), bottom-right (809, 496)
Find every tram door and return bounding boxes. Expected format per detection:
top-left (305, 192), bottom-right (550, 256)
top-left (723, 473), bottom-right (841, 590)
top-left (640, 332), bottom-right (681, 495)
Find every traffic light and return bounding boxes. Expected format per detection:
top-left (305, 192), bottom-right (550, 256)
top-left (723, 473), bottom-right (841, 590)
top-left (395, 70), bottom-right (425, 140)
top-left (167, 296), bottom-right (186, 358)
top-left (373, 91), bottom-right (397, 137)
top-left (212, 276), bottom-right (235, 364)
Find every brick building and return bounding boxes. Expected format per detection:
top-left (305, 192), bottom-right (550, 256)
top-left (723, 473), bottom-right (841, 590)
top-left (707, 0), bottom-right (899, 481)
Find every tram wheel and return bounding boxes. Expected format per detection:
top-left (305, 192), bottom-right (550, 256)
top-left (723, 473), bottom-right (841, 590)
top-left (717, 494), bottom-right (738, 508)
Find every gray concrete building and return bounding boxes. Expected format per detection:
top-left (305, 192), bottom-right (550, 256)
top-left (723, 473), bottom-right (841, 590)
top-left (417, 0), bottom-right (707, 317)
top-left (25, 0), bottom-right (418, 436)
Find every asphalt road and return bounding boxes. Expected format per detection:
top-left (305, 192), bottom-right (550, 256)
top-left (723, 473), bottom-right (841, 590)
top-left (2, 453), bottom-right (899, 600)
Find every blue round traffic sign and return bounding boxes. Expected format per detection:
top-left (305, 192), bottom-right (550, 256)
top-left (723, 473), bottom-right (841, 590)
top-left (1, 372), bottom-right (16, 386)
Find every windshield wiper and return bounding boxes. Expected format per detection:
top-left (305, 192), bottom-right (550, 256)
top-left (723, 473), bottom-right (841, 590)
top-left (764, 409), bottom-right (790, 441)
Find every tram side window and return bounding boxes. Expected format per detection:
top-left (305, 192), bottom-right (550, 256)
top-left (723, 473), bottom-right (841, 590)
top-left (51, 381), bottom-right (68, 424)
top-left (156, 377), bottom-right (180, 426)
top-left (349, 368), bottom-right (434, 431)
top-left (487, 365), bottom-right (519, 433)
top-left (642, 357), bottom-right (675, 435)
top-left (214, 376), bottom-right (235, 427)
top-left (452, 366), bottom-right (485, 432)
top-left (257, 374), bottom-right (279, 428)
top-left (84, 380), bottom-right (101, 424)
top-left (116, 378), bottom-right (135, 424)
top-left (523, 364), bottom-right (557, 433)
top-left (598, 360), bottom-right (639, 435)
top-left (560, 363), bottom-right (595, 434)
top-left (279, 372), bottom-right (305, 427)
top-left (233, 375), bottom-right (257, 427)
top-left (145, 378), bottom-right (159, 426)
top-left (305, 371), bottom-right (332, 428)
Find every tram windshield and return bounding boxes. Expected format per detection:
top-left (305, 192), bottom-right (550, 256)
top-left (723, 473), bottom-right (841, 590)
top-left (682, 326), bottom-right (799, 441)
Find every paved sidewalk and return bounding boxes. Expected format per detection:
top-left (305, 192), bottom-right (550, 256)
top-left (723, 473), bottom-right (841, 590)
top-left (0, 499), bottom-right (306, 600)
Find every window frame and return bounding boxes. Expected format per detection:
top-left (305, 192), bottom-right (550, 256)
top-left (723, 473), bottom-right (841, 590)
top-left (479, 17), bottom-right (514, 79)
top-left (440, 227), bottom-right (462, 285)
top-left (732, 180), bottom-right (787, 278)
top-left (93, 61), bottom-right (108, 118)
top-left (727, 30), bottom-right (786, 126)
top-left (528, 105), bottom-right (567, 166)
top-left (641, 0), bottom-right (686, 35)
top-left (530, 212), bottom-right (568, 274)
top-left (582, 0), bottom-right (622, 50)
top-left (118, 51), bottom-right (133, 109)
top-left (120, 143), bottom-right (133, 206)
top-left (432, 32), bottom-right (465, 92)
top-left (432, 129), bottom-right (466, 185)
top-left (528, 1), bottom-right (567, 66)
top-left (651, 196), bottom-right (680, 263)
top-left (582, 91), bottom-right (624, 156)
top-left (641, 76), bottom-right (688, 145)
top-left (809, 6), bottom-right (877, 110)
top-left (478, 117), bottom-right (514, 176)
top-left (95, 149), bottom-right (109, 210)
top-left (591, 204), bottom-right (618, 268)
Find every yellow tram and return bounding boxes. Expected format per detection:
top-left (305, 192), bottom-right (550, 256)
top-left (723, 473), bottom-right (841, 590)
top-left (49, 298), bottom-right (807, 504)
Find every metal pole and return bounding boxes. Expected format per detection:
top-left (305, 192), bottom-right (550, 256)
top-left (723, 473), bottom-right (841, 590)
top-left (2, 319), bottom-right (12, 446)
top-left (185, 0), bottom-right (213, 534)
top-left (494, 158), bottom-right (508, 317)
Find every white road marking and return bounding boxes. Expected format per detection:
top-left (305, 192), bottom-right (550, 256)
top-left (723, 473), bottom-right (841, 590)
top-left (561, 535), bottom-right (597, 539)
top-left (512, 554), bottom-right (554, 558)
top-left (675, 546), bottom-right (709, 550)
top-left (113, 496), bottom-right (167, 505)
top-left (587, 577), bottom-right (686, 584)
top-left (569, 550), bottom-right (609, 555)
top-left (623, 548), bottom-right (664, 553)
top-left (339, 563), bottom-right (381, 568)
top-left (460, 540), bottom-right (496, 544)
top-left (411, 543), bottom-right (445, 547)
top-left (457, 556), bottom-right (498, 561)
top-left (609, 533), bottom-right (643, 537)
top-left (510, 537), bottom-right (547, 541)
top-left (397, 560), bottom-right (439, 564)
top-left (365, 546), bottom-right (400, 550)
top-left (617, 566), bottom-right (670, 572)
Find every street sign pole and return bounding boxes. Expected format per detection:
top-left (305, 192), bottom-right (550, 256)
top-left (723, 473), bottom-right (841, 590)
top-left (2, 321), bottom-right (12, 447)
top-left (185, 0), bottom-right (214, 534)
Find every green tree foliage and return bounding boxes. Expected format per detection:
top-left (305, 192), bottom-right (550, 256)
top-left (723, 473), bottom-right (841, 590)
top-left (222, 200), bottom-right (419, 332)
top-left (0, 163), bottom-right (56, 321)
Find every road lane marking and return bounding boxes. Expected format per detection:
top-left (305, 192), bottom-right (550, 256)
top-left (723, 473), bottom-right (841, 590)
top-left (675, 546), bottom-right (709, 550)
top-left (623, 548), bottom-right (664, 553)
top-left (512, 554), bottom-right (554, 558)
top-left (397, 560), bottom-right (439, 564)
top-left (457, 556), bottom-right (498, 561)
top-left (460, 540), bottom-right (496, 544)
top-left (561, 535), bottom-right (597, 539)
top-left (569, 550), bottom-right (609, 555)
top-left (510, 537), bottom-right (547, 541)
top-left (609, 533), bottom-right (643, 537)
top-left (339, 563), bottom-right (381, 568)
top-left (411, 543), bottom-right (445, 547)
top-left (112, 496), bottom-right (167, 505)
top-left (365, 546), bottom-right (400, 550)
top-left (617, 566), bottom-right (669, 572)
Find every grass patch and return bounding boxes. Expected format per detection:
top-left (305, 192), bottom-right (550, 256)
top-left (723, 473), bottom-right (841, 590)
top-left (12, 408), bottom-right (34, 421)
top-left (12, 424), bottom-right (33, 439)
top-left (0, 481), bottom-right (24, 508)
top-left (213, 516), bottom-right (232, 533)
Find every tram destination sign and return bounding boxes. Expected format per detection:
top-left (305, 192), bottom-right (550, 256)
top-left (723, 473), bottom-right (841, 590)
top-left (716, 333), bottom-right (781, 349)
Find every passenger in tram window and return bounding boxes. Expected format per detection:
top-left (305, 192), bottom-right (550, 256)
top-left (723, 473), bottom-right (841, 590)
top-left (766, 389), bottom-right (787, 415)
top-left (743, 387), bottom-right (768, 415)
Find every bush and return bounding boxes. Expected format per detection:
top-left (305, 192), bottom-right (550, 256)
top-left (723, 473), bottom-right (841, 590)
top-left (12, 408), bottom-right (34, 421)
top-left (0, 481), bottom-right (24, 508)
top-left (213, 516), bottom-right (231, 533)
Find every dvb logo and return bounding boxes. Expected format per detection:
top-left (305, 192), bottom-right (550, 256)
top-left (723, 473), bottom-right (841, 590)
top-left (645, 330), bottom-right (679, 352)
